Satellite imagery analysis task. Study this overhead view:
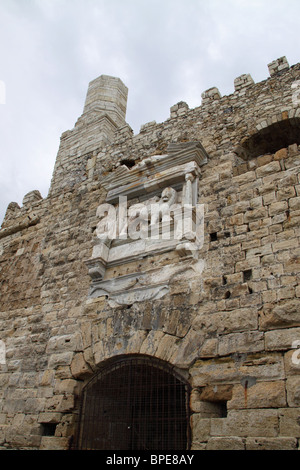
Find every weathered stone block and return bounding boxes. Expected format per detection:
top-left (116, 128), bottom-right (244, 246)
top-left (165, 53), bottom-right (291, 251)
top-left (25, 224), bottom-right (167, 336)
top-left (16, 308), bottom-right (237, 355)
top-left (286, 377), bottom-right (300, 406)
top-left (279, 408), bottom-right (300, 437)
top-left (218, 331), bottom-right (264, 356)
top-left (246, 437), bottom-right (297, 450)
top-left (257, 154), bottom-right (273, 166)
top-left (265, 327), bottom-right (300, 351)
top-left (190, 415), bottom-right (211, 443)
top-left (193, 307), bottom-right (258, 336)
top-left (268, 56), bottom-right (289, 76)
top-left (210, 409), bottom-right (279, 437)
top-left (274, 148), bottom-right (288, 160)
top-left (38, 412), bottom-right (62, 424)
top-left (4, 427), bottom-right (42, 449)
top-left (190, 353), bottom-right (285, 387)
top-left (39, 436), bottom-right (69, 450)
top-left (260, 299), bottom-right (300, 330)
top-left (256, 161), bottom-right (281, 178)
top-left (284, 350), bottom-right (300, 376)
top-left (234, 74), bottom-right (254, 91)
top-left (289, 196), bottom-right (300, 211)
top-left (227, 381), bottom-right (286, 410)
top-left (272, 238), bottom-right (298, 252)
top-left (206, 436), bottom-right (245, 450)
top-left (269, 201), bottom-right (288, 216)
top-left (288, 143), bottom-right (299, 156)
top-left (70, 352), bottom-right (93, 379)
top-left (48, 352), bottom-right (74, 369)
top-left (46, 333), bottom-right (83, 354)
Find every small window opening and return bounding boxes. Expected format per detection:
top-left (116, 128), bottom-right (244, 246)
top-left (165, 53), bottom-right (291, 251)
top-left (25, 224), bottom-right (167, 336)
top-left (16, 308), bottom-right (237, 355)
top-left (243, 269), bottom-right (252, 282)
top-left (120, 159), bottom-right (135, 169)
top-left (198, 400), bottom-right (228, 419)
top-left (218, 401), bottom-right (228, 418)
top-left (224, 290), bottom-right (231, 299)
top-left (41, 423), bottom-right (57, 436)
top-left (197, 385), bottom-right (231, 419)
top-left (210, 232), bottom-right (218, 242)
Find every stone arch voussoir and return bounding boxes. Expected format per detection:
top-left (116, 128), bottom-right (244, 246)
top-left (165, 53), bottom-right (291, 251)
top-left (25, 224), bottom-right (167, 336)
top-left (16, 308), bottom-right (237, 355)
top-left (91, 327), bottom-right (203, 372)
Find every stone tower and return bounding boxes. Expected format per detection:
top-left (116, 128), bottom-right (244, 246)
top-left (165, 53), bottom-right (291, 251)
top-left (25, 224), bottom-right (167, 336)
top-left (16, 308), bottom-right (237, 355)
top-left (0, 56), bottom-right (300, 451)
top-left (83, 74), bottom-right (128, 125)
top-left (49, 74), bottom-right (129, 196)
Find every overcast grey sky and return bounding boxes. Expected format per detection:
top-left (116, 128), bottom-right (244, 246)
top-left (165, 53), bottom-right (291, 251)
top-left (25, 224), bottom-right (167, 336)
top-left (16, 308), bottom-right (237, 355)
top-left (0, 0), bottom-right (299, 225)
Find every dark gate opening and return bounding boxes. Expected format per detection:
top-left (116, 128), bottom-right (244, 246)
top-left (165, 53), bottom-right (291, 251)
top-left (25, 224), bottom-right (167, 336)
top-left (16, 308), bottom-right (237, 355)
top-left (75, 355), bottom-right (191, 450)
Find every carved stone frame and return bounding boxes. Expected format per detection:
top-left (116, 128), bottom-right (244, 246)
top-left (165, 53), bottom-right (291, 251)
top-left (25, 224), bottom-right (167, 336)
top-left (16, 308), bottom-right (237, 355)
top-left (86, 142), bottom-right (208, 305)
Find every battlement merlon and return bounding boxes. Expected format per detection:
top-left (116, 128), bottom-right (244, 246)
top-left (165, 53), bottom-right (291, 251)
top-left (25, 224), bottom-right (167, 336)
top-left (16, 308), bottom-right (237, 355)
top-left (82, 74), bottom-right (128, 128)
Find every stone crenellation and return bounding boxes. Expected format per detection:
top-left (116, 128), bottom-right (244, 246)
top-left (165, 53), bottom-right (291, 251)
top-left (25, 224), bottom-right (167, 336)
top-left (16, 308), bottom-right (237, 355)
top-left (0, 56), bottom-right (300, 450)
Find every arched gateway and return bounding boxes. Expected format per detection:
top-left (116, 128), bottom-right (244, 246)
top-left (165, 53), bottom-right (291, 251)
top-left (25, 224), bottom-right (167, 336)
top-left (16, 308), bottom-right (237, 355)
top-left (75, 355), bottom-right (191, 450)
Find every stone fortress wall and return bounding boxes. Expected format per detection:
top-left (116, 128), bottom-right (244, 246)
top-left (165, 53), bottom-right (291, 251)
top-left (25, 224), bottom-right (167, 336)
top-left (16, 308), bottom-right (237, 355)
top-left (0, 56), bottom-right (300, 450)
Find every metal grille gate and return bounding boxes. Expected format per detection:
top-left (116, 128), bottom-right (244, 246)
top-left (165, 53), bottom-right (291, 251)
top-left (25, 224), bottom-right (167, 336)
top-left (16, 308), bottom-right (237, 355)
top-left (75, 355), bottom-right (191, 450)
